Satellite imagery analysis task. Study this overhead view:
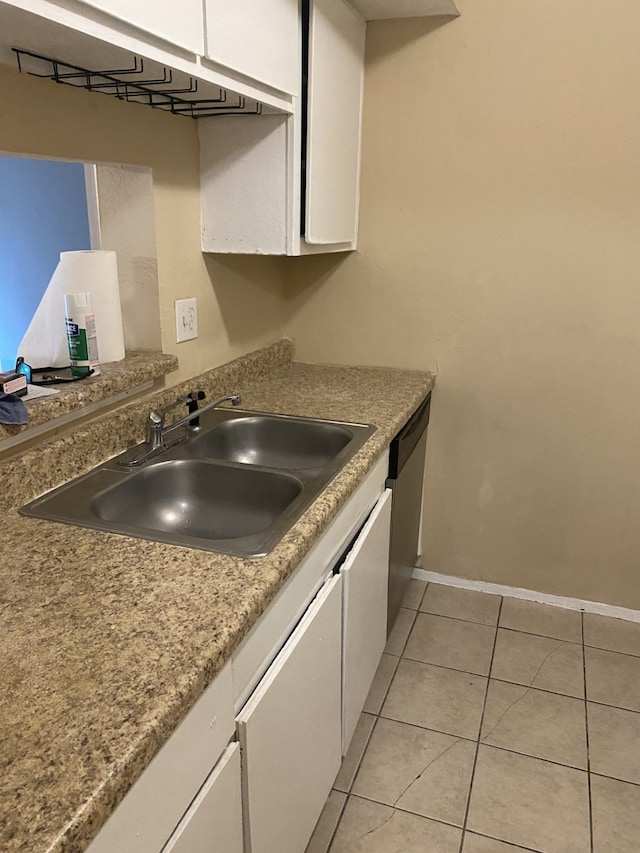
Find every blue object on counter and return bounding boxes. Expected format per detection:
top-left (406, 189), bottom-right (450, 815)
top-left (0, 392), bottom-right (28, 425)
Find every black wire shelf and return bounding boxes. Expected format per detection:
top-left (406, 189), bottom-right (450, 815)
top-left (13, 48), bottom-right (263, 119)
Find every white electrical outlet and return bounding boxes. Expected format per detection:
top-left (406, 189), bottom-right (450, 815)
top-left (175, 298), bottom-right (198, 343)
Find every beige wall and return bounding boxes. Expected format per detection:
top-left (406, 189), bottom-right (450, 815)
top-left (284, 0), bottom-right (640, 608)
top-left (0, 64), bottom-right (287, 383)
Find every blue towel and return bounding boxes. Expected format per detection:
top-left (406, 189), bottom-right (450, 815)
top-left (0, 392), bottom-right (28, 425)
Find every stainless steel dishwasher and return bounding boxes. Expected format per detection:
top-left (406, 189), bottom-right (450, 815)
top-left (386, 393), bottom-right (431, 634)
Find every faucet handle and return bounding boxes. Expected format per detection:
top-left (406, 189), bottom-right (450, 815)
top-left (147, 395), bottom-right (190, 445)
top-left (186, 389), bottom-right (206, 412)
top-left (185, 390), bottom-right (206, 427)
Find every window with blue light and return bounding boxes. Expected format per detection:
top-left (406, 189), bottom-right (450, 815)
top-left (0, 156), bottom-right (92, 370)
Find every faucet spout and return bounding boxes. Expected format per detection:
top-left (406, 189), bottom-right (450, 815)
top-left (162, 392), bottom-right (242, 438)
top-left (119, 391), bottom-right (241, 468)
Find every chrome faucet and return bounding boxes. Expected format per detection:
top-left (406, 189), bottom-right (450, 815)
top-left (119, 391), bottom-right (241, 467)
top-left (147, 392), bottom-right (242, 449)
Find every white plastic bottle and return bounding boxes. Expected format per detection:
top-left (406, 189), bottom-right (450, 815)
top-left (64, 292), bottom-right (101, 378)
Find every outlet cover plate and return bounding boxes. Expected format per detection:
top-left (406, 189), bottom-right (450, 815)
top-left (175, 298), bottom-right (198, 343)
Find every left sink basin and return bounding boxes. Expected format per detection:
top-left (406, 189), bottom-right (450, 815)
top-left (92, 460), bottom-right (302, 540)
top-left (21, 458), bottom-right (305, 557)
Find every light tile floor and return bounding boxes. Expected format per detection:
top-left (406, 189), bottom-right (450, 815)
top-left (306, 581), bottom-right (640, 853)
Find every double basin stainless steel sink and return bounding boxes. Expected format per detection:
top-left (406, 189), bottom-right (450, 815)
top-left (20, 408), bottom-right (376, 557)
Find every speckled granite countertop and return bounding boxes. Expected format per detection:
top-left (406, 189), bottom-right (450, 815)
top-left (0, 351), bottom-right (178, 444)
top-left (0, 340), bottom-right (433, 853)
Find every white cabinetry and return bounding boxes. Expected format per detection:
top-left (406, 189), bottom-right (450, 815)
top-left (341, 489), bottom-right (392, 753)
top-left (233, 457), bottom-right (391, 852)
top-left (351, 0), bottom-right (460, 18)
top-left (199, 0), bottom-right (366, 256)
top-left (73, 0), bottom-right (205, 55)
top-left (204, 0), bottom-right (300, 96)
top-left (162, 743), bottom-right (243, 853)
top-left (231, 452), bottom-right (389, 712)
top-left (85, 453), bottom-right (392, 853)
top-left (87, 665), bottom-right (236, 853)
top-left (237, 575), bottom-right (343, 853)
top-left (0, 1), bottom-right (294, 115)
top-left (305, 0), bottom-right (365, 246)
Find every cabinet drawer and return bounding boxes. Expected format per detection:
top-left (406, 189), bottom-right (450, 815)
top-left (161, 742), bottom-right (243, 853)
top-left (87, 664), bottom-right (235, 853)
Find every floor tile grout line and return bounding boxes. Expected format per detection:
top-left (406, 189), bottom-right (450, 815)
top-left (375, 711), bottom-right (593, 774)
top-left (377, 713), bottom-right (479, 744)
top-left (367, 652), bottom-right (400, 718)
top-left (590, 770), bottom-right (640, 789)
top-left (346, 791), bottom-right (546, 853)
top-left (587, 697), bottom-right (640, 715)
top-left (421, 583), bottom-right (640, 644)
top-left (459, 741), bottom-right (589, 774)
top-left (457, 595), bottom-right (504, 853)
top-left (393, 604), bottom-right (420, 658)
top-left (413, 579), bottom-right (429, 612)
top-left (324, 789), bottom-right (350, 853)
top-left (417, 609), bottom-right (500, 630)
top-left (582, 612), bottom-right (595, 853)
top-left (340, 713), bottom-right (380, 796)
top-left (399, 653), bottom-right (585, 701)
top-left (583, 643), bottom-right (640, 661)
top-left (416, 608), bottom-right (585, 645)
top-left (346, 790), bottom-right (466, 832)
top-left (464, 829), bottom-right (544, 853)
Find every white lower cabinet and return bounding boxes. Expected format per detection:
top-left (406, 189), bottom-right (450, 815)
top-left (86, 664), bottom-right (236, 853)
top-left (341, 489), bottom-right (392, 754)
top-left (85, 455), bottom-right (392, 853)
top-left (161, 743), bottom-right (243, 853)
top-left (237, 574), bottom-right (343, 853)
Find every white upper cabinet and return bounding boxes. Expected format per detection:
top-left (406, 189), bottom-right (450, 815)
top-left (305, 0), bottom-right (365, 245)
top-left (204, 0), bottom-right (300, 96)
top-left (0, 0), bottom-right (294, 114)
top-left (73, 0), bottom-right (205, 54)
top-left (199, 0), bottom-right (366, 256)
top-left (350, 0), bottom-right (459, 18)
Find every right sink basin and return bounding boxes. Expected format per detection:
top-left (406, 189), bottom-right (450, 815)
top-left (187, 415), bottom-right (353, 470)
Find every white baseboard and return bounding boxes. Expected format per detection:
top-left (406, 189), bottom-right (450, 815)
top-left (412, 568), bottom-right (640, 624)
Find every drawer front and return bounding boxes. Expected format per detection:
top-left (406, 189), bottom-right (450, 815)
top-left (162, 742), bottom-right (243, 853)
top-left (87, 664), bottom-right (235, 853)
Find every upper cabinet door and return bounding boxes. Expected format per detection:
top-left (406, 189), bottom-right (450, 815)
top-left (305, 0), bottom-right (365, 245)
top-left (204, 0), bottom-right (301, 96)
top-left (74, 0), bottom-right (205, 54)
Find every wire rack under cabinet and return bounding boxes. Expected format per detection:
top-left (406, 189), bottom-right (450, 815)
top-left (13, 48), bottom-right (264, 119)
